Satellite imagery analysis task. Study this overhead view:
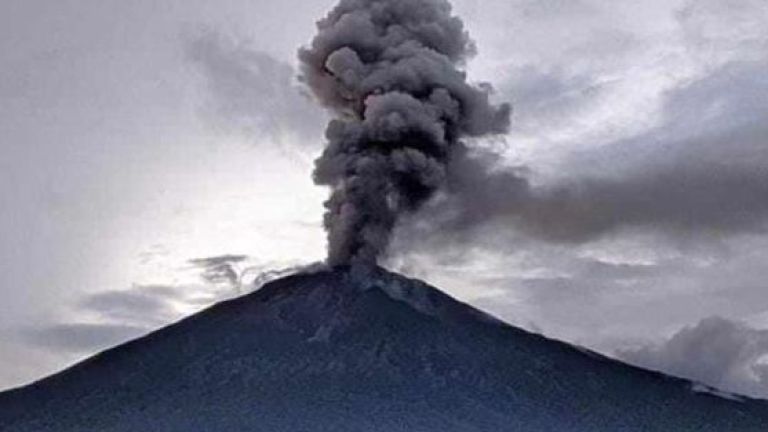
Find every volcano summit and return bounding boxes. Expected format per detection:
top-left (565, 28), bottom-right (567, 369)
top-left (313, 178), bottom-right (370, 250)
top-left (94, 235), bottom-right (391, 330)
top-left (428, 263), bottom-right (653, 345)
top-left (1, 267), bottom-right (766, 431)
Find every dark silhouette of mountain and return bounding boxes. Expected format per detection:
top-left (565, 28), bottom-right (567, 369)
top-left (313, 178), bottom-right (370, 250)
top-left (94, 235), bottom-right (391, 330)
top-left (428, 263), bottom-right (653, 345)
top-left (2, 267), bottom-right (767, 431)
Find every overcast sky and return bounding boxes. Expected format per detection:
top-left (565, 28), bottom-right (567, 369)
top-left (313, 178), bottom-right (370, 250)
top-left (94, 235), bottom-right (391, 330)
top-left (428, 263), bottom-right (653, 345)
top-left (2, 0), bottom-right (767, 399)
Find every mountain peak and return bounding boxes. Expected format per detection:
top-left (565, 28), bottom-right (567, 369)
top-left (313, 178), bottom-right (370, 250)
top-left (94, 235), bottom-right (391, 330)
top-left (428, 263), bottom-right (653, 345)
top-left (251, 265), bottom-right (505, 340)
top-left (2, 269), bottom-right (767, 431)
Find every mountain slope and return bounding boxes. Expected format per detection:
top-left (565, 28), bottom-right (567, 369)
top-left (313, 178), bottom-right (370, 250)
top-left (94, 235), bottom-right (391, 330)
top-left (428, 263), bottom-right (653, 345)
top-left (1, 267), bottom-right (767, 431)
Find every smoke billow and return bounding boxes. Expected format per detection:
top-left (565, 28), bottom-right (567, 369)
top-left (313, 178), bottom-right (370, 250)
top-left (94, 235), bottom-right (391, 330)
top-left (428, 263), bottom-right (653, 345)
top-left (300, 0), bottom-right (511, 266)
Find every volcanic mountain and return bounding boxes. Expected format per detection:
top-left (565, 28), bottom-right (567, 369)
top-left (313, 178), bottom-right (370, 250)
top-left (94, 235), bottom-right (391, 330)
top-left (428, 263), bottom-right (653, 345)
top-left (1, 267), bottom-right (767, 431)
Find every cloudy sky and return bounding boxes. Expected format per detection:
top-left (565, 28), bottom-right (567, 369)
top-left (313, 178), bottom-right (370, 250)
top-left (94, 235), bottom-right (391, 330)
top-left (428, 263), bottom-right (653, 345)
top-left (2, 0), bottom-right (767, 398)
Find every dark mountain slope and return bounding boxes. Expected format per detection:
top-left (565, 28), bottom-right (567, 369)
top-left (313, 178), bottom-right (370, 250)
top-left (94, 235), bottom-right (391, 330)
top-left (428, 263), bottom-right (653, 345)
top-left (1, 267), bottom-right (767, 431)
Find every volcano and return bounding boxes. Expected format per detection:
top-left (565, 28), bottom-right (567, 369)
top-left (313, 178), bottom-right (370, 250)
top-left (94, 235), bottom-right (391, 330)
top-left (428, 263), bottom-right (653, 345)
top-left (1, 267), bottom-right (767, 431)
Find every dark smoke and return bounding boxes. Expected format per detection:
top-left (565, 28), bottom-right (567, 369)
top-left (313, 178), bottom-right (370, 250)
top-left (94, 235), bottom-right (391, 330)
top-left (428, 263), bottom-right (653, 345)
top-left (300, 0), bottom-right (511, 266)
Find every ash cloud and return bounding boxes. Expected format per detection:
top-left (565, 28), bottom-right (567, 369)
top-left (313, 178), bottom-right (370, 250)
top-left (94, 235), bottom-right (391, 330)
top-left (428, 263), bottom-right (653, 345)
top-left (400, 58), bottom-right (768, 248)
top-left (300, 0), bottom-right (511, 266)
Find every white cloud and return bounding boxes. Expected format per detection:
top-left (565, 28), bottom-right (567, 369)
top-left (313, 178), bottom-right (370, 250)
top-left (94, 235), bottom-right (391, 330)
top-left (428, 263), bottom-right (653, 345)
top-left (619, 317), bottom-right (768, 399)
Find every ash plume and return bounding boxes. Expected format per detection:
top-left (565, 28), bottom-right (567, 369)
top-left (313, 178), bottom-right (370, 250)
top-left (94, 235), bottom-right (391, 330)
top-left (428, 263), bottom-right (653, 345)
top-left (300, 0), bottom-right (511, 266)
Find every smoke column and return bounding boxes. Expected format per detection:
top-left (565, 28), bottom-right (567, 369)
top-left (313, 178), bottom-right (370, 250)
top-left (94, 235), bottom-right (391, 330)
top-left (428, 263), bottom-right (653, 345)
top-left (300, 0), bottom-right (511, 266)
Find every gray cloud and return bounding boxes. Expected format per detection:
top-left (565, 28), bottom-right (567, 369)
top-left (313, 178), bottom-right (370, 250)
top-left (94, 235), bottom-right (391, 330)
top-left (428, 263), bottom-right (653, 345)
top-left (186, 255), bottom-right (317, 294)
top-left (79, 285), bottom-right (182, 327)
top-left (500, 66), bottom-right (607, 136)
top-left (20, 289), bottom-right (187, 356)
top-left (19, 284), bottom-right (187, 354)
top-left (462, 254), bottom-right (693, 342)
top-left (189, 254), bottom-right (248, 289)
top-left (678, 0), bottom-right (768, 62)
top-left (619, 317), bottom-right (768, 399)
top-left (23, 323), bottom-right (147, 354)
top-left (18, 256), bottom-right (246, 356)
top-left (186, 30), bottom-right (326, 144)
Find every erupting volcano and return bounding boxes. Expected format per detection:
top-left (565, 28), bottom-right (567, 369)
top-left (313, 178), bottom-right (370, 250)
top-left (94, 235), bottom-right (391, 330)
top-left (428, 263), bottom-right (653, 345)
top-left (2, 1), bottom-right (767, 431)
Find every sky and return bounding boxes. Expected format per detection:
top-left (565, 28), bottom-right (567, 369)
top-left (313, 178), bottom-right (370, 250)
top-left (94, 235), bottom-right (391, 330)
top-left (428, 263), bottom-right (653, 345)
top-left (1, 0), bottom-right (767, 399)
